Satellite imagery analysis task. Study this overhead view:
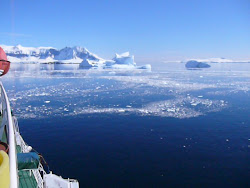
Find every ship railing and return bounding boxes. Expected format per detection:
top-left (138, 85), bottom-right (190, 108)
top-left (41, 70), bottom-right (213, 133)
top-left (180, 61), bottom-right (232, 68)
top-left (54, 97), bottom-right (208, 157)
top-left (0, 82), bottom-right (18, 188)
top-left (12, 116), bottom-right (47, 188)
top-left (13, 116), bottom-right (30, 153)
top-left (16, 133), bottom-right (46, 188)
top-left (12, 115), bottom-right (19, 132)
top-left (32, 163), bottom-right (46, 188)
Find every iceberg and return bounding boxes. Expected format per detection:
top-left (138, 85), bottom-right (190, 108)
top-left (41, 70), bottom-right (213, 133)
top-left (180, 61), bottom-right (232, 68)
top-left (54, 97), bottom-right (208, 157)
top-left (79, 52), bottom-right (151, 70)
top-left (182, 58), bottom-right (250, 64)
top-left (107, 52), bottom-right (151, 70)
top-left (185, 60), bottom-right (211, 69)
top-left (113, 52), bottom-right (135, 66)
top-left (137, 64), bottom-right (152, 70)
top-left (181, 58), bottom-right (250, 69)
top-left (79, 59), bottom-right (103, 68)
top-left (79, 59), bottom-right (95, 68)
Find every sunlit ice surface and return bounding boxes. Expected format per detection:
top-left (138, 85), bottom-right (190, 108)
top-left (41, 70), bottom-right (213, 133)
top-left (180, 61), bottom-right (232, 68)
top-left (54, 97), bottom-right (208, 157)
top-left (3, 63), bottom-right (250, 120)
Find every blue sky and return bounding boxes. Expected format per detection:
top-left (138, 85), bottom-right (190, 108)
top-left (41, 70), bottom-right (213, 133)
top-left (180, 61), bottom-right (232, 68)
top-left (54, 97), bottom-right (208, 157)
top-left (0, 0), bottom-right (249, 62)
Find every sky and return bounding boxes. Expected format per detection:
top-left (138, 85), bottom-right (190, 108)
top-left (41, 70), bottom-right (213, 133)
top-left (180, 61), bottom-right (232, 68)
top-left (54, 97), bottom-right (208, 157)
top-left (0, 0), bottom-right (249, 63)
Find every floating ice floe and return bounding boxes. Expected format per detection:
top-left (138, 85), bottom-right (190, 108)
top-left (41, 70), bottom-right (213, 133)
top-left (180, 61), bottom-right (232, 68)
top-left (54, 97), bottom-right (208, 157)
top-left (12, 95), bottom-right (227, 119)
top-left (6, 66), bottom-right (250, 120)
top-left (101, 75), bottom-right (217, 92)
top-left (34, 97), bottom-right (225, 119)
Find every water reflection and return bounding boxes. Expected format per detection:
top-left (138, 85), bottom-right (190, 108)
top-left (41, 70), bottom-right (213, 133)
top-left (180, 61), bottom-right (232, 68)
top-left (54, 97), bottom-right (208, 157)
top-left (10, 63), bottom-right (79, 71)
top-left (8, 63), bottom-right (150, 78)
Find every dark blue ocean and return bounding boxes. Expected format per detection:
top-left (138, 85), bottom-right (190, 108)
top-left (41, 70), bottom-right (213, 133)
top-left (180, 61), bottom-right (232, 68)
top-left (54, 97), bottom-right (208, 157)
top-left (2, 62), bottom-right (250, 187)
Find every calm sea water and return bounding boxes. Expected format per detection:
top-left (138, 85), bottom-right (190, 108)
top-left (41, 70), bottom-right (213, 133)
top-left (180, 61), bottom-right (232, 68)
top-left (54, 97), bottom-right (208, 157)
top-left (2, 62), bottom-right (250, 187)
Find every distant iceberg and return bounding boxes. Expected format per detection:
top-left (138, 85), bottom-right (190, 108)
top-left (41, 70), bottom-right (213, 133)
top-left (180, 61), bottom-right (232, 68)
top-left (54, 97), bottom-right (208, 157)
top-left (183, 57), bottom-right (250, 69)
top-left (137, 64), bottom-right (152, 70)
top-left (79, 59), bottom-right (101, 68)
top-left (185, 60), bottom-right (211, 69)
top-left (182, 58), bottom-right (250, 65)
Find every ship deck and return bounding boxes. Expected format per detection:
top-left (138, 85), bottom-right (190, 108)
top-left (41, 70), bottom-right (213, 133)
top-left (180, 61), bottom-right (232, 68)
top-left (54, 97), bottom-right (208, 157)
top-left (18, 170), bottom-right (37, 188)
top-left (17, 146), bottom-right (38, 188)
top-left (0, 116), bottom-right (37, 188)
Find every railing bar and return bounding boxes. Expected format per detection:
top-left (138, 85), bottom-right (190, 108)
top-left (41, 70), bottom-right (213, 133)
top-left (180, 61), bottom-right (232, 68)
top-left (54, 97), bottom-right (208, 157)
top-left (0, 82), bottom-right (18, 188)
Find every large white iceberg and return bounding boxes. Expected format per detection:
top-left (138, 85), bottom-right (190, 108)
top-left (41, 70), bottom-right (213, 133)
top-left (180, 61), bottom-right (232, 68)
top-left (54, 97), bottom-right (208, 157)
top-left (79, 52), bottom-right (151, 70)
top-left (113, 52), bottom-right (135, 66)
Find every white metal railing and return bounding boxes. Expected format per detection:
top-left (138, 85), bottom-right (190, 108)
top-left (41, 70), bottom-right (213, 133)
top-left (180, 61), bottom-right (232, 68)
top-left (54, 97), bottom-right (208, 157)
top-left (32, 165), bottom-right (45, 188)
top-left (13, 117), bottom-right (31, 153)
top-left (0, 82), bottom-right (18, 188)
top-left (13, 115), bottom-right (46, 188)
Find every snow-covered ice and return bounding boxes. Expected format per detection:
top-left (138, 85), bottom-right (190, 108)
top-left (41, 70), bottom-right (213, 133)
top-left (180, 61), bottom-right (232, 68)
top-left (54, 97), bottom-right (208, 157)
top-left (1, 44), bottom-right (102, 64)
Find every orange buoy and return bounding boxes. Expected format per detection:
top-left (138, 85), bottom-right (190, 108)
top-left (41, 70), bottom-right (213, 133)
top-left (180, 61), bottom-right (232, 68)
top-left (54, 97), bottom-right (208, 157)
top-left (0, 47), bottom-right (10, 76)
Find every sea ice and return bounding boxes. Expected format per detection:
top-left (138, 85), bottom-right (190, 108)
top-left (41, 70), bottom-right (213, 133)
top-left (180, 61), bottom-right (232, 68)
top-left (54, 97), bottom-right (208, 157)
top-left (7, 65), bottom-right (250, 120)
